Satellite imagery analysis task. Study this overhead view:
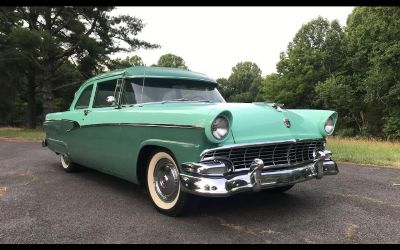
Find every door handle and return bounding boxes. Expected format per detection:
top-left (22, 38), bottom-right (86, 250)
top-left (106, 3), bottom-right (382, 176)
top-left (84, 110), bottom-right (91, 116)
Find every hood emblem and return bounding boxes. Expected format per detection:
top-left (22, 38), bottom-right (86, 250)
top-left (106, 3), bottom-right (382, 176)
top-left (283, 118), bottom-right (291, 128)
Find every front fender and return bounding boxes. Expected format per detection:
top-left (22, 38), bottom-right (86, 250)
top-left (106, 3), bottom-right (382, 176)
top-left (138, 139), bottom-right (204, 166)
top-left (288, 109), bottom-right (338, 136)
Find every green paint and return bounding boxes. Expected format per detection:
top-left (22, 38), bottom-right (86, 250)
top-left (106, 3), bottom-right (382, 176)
top-left (43, 66), bottom-right (337, 184)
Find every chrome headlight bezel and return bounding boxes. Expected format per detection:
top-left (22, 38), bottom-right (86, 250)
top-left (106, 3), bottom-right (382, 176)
top-left (324, 116), bottom-right (335, 135)
top-left (211, 116), bottom-right (230, 141)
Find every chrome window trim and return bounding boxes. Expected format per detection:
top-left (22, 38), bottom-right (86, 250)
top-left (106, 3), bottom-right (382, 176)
top-left (124, 75), bottom-right (217, 84)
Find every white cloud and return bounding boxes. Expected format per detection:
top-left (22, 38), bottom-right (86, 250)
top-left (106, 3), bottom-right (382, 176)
top-left (111, 6), bottom-right (354, 79)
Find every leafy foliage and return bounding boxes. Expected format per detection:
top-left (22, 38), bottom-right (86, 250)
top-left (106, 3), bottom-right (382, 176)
top-left (1, 7), bottom-right (399, 140)
top-left (0, 7), bottom-right (158, 128)
top-left (258, 8), bottom-right (400, 139)
top-left (217, 62), bottom-right (263, 102)
top-left (107, 55), bottom-right (144, 70)
top-left (154, 53), bottom-right (188, 69)
top-left (260, 17), bottom-right (346, 108)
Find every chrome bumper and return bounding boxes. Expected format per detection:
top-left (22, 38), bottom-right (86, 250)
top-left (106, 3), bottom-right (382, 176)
top-left (179, 151), bottom-right (338, 197)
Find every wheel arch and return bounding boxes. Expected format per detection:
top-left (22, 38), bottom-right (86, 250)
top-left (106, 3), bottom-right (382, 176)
top-left (136, 144), bottom-right (177, 186)
top-left (136, 139), bottom-right (204, 185)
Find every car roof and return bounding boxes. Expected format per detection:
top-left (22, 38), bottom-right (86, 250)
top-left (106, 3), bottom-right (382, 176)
top-left (84, 66), bottom-right (217, 85)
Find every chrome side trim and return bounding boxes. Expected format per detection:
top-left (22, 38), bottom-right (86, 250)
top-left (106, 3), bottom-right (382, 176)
top-left (200, 138), bottom-right (323, 158)
top-left (80, 123), bottom-right (204, 129)
top-left (44, 119), bottom-right (81, 133)
top-left (45, 119), bottom-right (81, 126)
top-left (44, 120), bottom-right (203, 130)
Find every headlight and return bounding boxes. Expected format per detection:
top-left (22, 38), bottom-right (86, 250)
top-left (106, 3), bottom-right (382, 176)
top-left (211, 116), bottom-right (229, 140)
top-left (324, 116), bottom-right (335, 134)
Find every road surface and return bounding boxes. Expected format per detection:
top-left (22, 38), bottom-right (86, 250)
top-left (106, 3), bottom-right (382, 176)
top-left (0, 140), bottom-right (399, 243)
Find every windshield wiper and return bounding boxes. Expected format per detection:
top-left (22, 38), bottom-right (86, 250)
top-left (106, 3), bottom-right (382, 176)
top-left (193, 100), bottom-right (211, 103)
top-left (161, 98), bottom-right (189, 103)
top-left (161, 98), bottom-right (211, 104)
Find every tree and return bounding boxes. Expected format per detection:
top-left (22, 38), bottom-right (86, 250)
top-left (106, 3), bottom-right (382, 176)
top-left (216, 78), bottom-right (232, 101)
top-left (343, 7), bottom-right (400, 138)
top-left (314, 75), bottom-right (361, 135)
top-left (107, 55), bottom-right (144, 70)
top-left (225, 61), bottom-right (263, 102)
top-left (0, 7), bottom-right (159, 128)
top-left (0, 47), bottom-right (24, 126)
top-left (154, 53), bottom-right (188, 69)
top-left (258, 73), bottom-right (280, 103)
top-left (260, 17), bottom-right (345, 108)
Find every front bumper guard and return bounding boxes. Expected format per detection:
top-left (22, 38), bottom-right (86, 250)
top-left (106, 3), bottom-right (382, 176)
top-left (179, 150), bottom-right (338, 197)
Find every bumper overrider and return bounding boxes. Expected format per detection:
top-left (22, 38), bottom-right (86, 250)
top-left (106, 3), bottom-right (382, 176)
top-left (180, 149), bottom-right (338, 197)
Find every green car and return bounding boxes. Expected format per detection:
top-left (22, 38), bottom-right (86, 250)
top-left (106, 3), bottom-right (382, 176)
top-left (43, 66), bottom-right (338, 216)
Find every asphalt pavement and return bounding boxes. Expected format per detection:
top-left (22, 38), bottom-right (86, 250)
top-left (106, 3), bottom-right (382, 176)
top-left (0, 140), bottom-right (399, 243)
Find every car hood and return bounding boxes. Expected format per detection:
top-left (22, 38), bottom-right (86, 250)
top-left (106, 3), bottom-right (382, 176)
top-left (123, 102), bottom-right (335, 145)
top-left (209, 103), bottom-right (332, 144)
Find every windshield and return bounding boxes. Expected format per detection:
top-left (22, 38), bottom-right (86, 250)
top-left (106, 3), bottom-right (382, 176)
top-left (121, 77), bottom-right (225, 105)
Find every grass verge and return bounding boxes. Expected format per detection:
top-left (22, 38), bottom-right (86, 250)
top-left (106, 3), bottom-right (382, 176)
top-left (327, 136), bottom-right (400, 168)
top-left (0, 127), bottom-right (44, 142)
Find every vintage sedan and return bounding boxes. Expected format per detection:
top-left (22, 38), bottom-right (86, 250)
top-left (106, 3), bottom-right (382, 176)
top-left (43, 66), bottom-right (338, 216)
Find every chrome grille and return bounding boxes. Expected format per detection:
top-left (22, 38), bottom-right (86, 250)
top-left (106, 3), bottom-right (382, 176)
top-left (201, 140), bottom-right (324, 171)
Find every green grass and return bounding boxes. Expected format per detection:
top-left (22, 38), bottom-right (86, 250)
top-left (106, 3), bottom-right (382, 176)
top-left (1, 127), bottom-right (399, 168)
top-left (327, 137), bottom-right (400, 168)
top-left (0, 127), bottom-right (44, 142)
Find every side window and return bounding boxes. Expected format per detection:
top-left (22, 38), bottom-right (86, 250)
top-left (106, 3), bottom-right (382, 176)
top-left (74, 85), bottom-right (93, 110)
top-left (93, 80), bottom-right (117, 108)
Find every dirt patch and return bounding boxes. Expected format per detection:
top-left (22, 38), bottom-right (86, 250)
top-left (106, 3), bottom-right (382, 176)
top-left (0, 187), bottom-right (8, 197)
top-left (345, 224), bottom-right (359, 240)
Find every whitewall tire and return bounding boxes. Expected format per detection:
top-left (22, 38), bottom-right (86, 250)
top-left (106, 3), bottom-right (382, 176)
top-left (60, 154), bottom-right (79, 173)
top-left (146, 151), bottom-right (189, 216)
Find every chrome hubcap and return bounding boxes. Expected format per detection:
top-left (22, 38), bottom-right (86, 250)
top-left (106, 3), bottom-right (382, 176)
top-left (154, 158), bottom-right (179, 202)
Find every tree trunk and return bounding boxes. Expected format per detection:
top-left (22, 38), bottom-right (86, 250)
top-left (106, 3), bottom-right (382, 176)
top-left (26, 74), bottom-right (36, 129)
top-left (41, 64), bottom-right (56, 116)
top-left (42, 80), bottom-right (55, 116)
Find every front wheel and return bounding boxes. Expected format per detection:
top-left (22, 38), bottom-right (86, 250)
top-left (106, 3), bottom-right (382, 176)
top-left (146, 151), bottom-right (190, 216)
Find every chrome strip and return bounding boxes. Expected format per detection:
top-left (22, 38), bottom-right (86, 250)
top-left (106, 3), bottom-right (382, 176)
top-left (44, 119), bottom-right (81, 132)
top-left (45, 120), bottom-right (204, 130)
top-left (80, 123), bottom-right (204, 129)
top-left (200, 138), bottom-right (323, 158)
top-left (45, 119), bottom-right (80, 126)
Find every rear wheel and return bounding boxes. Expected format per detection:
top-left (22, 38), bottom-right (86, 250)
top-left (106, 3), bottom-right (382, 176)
top-left (146, 151), bottom-right (189, 216)
top-left (60, 154), bottom-right (80, 173)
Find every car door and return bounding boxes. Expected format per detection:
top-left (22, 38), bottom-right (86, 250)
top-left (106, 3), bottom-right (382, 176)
top-left (65, 83), bottom-right (97, 167)
top-left (79, 78), bottom-right (124, 173)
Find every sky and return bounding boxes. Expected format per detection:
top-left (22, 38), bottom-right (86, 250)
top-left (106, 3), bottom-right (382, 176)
top-left (111, 7), bottom-right (354, 80)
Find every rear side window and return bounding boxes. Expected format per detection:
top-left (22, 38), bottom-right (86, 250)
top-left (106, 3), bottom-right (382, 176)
top-left (74, 85), bottom-right (93, 109)
top-left (93, 80), bottom-right (117, 108)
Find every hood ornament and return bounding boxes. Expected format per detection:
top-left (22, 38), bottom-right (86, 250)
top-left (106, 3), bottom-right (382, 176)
top-left (283, 118), bottom-right (291, 128)
top-left (270, 102), bottom-right (285, 112)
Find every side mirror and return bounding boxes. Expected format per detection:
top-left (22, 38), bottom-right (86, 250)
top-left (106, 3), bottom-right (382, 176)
top-left (106, 96), bottom-right (116, 105)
